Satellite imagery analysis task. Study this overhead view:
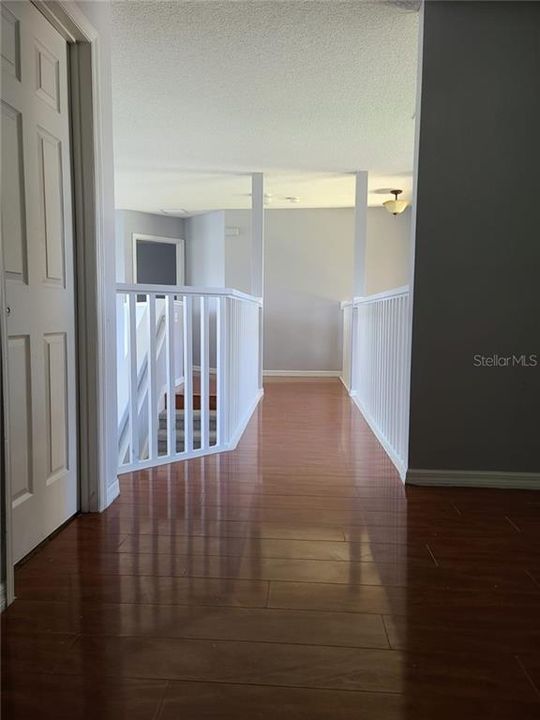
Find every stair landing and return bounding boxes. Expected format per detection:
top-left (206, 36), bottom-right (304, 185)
top-left (166, 371), bottom-right (217, 410)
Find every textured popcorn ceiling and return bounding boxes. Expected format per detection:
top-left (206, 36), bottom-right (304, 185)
top-left (111, 1), bottom-right (419, 213)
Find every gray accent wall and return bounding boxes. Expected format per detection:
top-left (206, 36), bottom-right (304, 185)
top-left (408, 0), bottom-right (540, 474)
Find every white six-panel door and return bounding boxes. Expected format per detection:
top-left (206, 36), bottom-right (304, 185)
top-left (1, 0), bottom-right (78, 562)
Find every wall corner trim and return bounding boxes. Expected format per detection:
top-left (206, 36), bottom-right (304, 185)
top-left (105, 478), bottom-right (120, 508)
top-left (406, 469), bottom-right (540, 490)
top-left (226, 389), bottom-right (264, 451)
top-left (351, 395), bottom-right (407, 482)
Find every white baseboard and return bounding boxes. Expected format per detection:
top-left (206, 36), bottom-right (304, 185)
top-left (264, 370), bottom-right (341, 377)
top-left (406, 468), bottom-right (540, 489)
top-left (350, 394), bottom-right (407, 481)
top-left (226, 388), bottom-right (265, 450)
top-left (105, 478), bottom-right (120, 507)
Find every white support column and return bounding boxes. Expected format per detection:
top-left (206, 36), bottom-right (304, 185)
top-left (350, 171), bottom-right (368, 393)
top-left (353, 171), bottom-right (368, 298)
top-left (251, 172), bottom-right (264, 388)
top-left (251, 172), bottom-right (264, 298)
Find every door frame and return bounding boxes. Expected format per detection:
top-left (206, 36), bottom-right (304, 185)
top-left (0, 1), bottom-right (111, 606)
top-left (132, 233), bottom-right (185, 286)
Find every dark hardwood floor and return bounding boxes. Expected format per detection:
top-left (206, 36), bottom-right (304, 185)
top-left (3, 379), bottom-right (540, 718)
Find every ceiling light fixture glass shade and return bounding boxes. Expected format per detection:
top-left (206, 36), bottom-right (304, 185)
top-left (383, 189), bottom-right (408, 215)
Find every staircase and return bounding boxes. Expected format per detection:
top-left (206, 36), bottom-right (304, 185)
top-left (169, 392), bottom-right (217, 410)
top-left (158, 408), bottom-right (217, 453)
top-left (117, 285), bottom-right (261, 471)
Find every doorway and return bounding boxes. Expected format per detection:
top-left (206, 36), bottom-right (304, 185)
top-left (133, 233), bottom-right (185, 286)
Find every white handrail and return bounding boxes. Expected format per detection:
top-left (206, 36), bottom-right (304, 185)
top-left (116, 283), bottom-right (262, 305)
top-left (353, 285), bottom-right (410, 305)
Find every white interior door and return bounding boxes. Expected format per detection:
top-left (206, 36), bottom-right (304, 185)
top-left (1, 1), bottom-right (78, 562)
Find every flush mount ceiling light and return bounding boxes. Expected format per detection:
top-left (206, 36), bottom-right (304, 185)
top-left (383, 189), bottom-right (408, 216)
top-left (160, 208), bottom-right (188, 216)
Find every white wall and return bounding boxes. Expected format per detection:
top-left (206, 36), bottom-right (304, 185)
top-left (365, 207), bottom-right (412, 295)
top-left (224, 209), bottom-right (252, 294)
top-left (180, 206), bottom-right (411, 372)
top-left (185, 211), bottom-right (225, 286)
top-left (115, 210), bottom-right (185, 283)
top-left (263, 209), bottom-right (354, 372)
top-left (76, 1), bottom-right (119, 509)
top-left (184, 212), bottom-right (226, 367)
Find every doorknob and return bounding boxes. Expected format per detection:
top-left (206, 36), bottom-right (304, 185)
top-left (5, 306), bottom-right (11, 315)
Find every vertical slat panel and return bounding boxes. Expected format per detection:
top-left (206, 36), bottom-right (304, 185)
top-left (401, 295), bottom-right (408, 460)
top-left (348, 289), bottom-right (410, 479)
top-left (378, 303), bottom-right (383, 425)
top-left (382, 301), bottom-right (388, 431)
top-left (183, 295), bottom-right (193, 454)
top-left (147, 294), bottom-right (158, 460)
top-left (231, 299), bottom-right (236, 432)
top-left (388, 298), bottom-right (395, 447)
top-left (396, 296), bottom-right (402, 457)
top-left (362, 305), bottom-right (367, 402)
top-left (394, 298), bottom-right (400, 447)
top-left (200, 295), bottom-right (210, 450)
top-left (231, 299), bottom-right (237, 432)
top-left (234, 299), bottom-right (240, 430)
top-left (350, 306), bottom-right (357, 394)
top-left (128, 292), bottom-right (138, 463)
top-left (375, 303), bottom-right (381, 425)
top-left (385, 300), bottom-right (391, 442)
top-left (166, 295), bottom-right (176, 457)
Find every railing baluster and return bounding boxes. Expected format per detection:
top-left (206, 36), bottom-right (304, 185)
top-left (200, 295), bottom-right (210, 451)
top-left (183, 295), bottom-right (193, 454)
top-left (217, 295), bottom-right (228, 446)
top-left (128, 292), bottom-right (138, 463)
top-left (166, 295), bottom-right (176, 457)
top-left (148, 294), bottom-right (158, 460)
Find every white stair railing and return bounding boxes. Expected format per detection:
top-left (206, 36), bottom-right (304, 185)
top-left (116, 284), bottom-right (263, 472)
top-left (341, 286), bottom-right (410, 479)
